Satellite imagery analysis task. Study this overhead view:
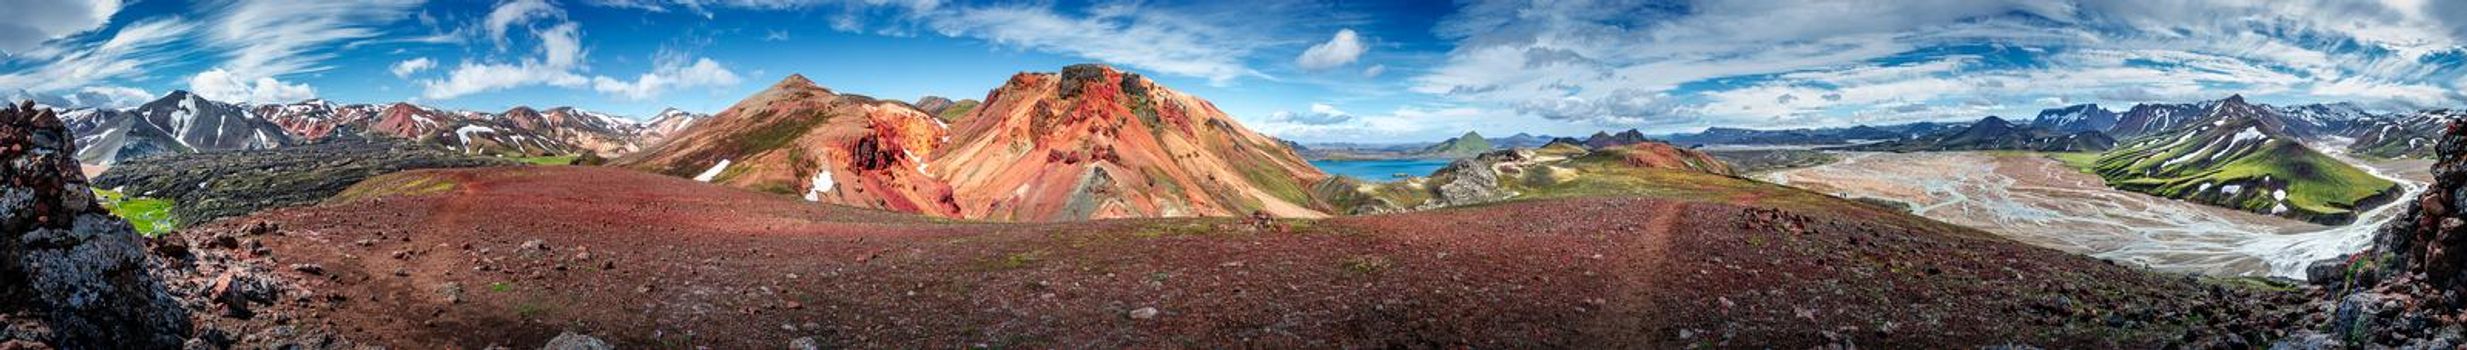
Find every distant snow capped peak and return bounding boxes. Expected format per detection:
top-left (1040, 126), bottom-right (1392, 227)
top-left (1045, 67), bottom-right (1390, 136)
top-left (656, 107), bottom-right (698, 118)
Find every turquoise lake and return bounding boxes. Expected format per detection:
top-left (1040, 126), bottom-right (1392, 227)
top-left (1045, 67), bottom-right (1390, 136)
top-left (1308, 159), bottom-right (1452, 182)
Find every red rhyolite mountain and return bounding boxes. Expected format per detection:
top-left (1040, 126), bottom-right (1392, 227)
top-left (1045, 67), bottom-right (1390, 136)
top-left (616, 74), bottom-right (960, 216)
top-left (627, 64), bottom-right (1332, 221)
top-left (251, 100), bottom-right (657, 157)
top-left (933, 64), bottom-right (1329, 221)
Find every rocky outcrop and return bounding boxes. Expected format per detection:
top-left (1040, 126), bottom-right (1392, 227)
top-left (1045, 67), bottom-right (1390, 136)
top-left (0, 101), bottom-right (189, 348)
top-left (2297, 116), bottom-right (2467, 347)
top-left (1422, 149), bottom-right (1526, 208)
top-left (91, 135), bottom-right (516, 226)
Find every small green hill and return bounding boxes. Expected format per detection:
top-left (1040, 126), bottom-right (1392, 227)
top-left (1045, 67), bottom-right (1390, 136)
top-left (1418, 131), bottom-right (1494, 158)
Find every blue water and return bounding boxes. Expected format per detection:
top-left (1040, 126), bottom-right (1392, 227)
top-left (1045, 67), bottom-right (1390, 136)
top-left (1310, 159), bottom-right (1452, 182)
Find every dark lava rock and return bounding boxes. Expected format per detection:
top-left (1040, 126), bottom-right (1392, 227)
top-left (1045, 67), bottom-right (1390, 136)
top-left (92, 134), bottom-right (516, 226)
top-left (0, 100), bottom-right (191, 348)
top-left (2288, 115), bottom-right (2467, 347)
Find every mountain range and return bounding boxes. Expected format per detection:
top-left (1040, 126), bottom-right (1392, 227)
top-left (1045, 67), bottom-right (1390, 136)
top-left (63, 91), bottom-right (292, 165)
top-left (1847, 116), bottom-right (2115, 152)
top-left (2088, 95), bottom-right (2401, 224)
top-left (51, 91), bottom-right (712, 165)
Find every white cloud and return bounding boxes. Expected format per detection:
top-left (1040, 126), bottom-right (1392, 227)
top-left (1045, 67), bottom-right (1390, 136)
top-left (390, 57), bottom-right (436, 78)
top-left (418, 1), bottom-right (739, 100)
top-left (536, 22), bottom-right (584, 68)
top-left (1296, 29), bottom-right (1365, 70)
top-left (591, 57), bottom-right (743, 100)
top-left (583, 0), bottom-right (944, 18)
top-left (0, 17), bottom-right (194, 93)
top-left (1267, 103), bottom-right (1356, 125)
top-left (924, 4), bottom-right (1261, 84)
top-left (199, 0), bottom-right (423, 79)
top-left (630, 1), bottom-right (1338, 85)
top-left (0, 0), bottom-right (122, 55)
top-left (1250, 105), bottom-right (1585, 143)
top-left (1411, 0), bottom-right (2467, 130)
top-left (7, 85), bottom-right (157, 110)
top-left (189, 68), bottom-right (317, 104)
top-left (1362, 64), bottom-right (1385, 78)
top-left (69, 86), bottom-right (155, 109)
top-left (418, 61), bottom-right (590, 100)
top-left (485, 0), bottom-right (565, 48)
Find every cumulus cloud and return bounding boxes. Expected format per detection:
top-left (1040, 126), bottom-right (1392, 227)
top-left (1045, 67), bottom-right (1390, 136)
top-left (591, 57), bottom-right (743, 100)
top-left (418, 21), bottom-right (592, 99)
top-left (390, 57), bottom-right (436, 78)
top-left (0, 0), bottom-right (122, 55)
top-left (419, 0), bottom-right (741, 100)
top-left (1296, 29), bottom-right (1365, 70)
top-left (58, 86), bottom-right (155, 109)
top-left (419, 61), bottom-right (591, 99)
top-left (189, 68), bottom-right (317, 104)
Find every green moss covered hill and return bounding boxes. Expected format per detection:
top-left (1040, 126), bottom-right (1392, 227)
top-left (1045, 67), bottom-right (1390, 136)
top-left (1418, 131), bottom-right (1496, 159)
top-left (2090, 96), bottom-right (2398, 225)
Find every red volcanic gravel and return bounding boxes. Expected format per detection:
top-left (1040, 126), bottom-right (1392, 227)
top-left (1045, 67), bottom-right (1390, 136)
top-left (162, 166), bottom-right (2300, 348)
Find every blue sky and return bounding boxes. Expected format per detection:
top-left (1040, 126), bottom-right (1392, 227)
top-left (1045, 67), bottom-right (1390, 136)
top-left (4, 0), bottom-right (2466, 143)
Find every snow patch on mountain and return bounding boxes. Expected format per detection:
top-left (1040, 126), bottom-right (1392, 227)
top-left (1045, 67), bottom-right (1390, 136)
top-left (693, 159), bottom-right (731, 182)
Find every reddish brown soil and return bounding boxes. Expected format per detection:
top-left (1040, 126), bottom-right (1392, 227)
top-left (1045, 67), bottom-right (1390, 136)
top-left (1616, 142), bottom-right (1736, 175)
top-left (182, 166), bottom-right (2296, 348)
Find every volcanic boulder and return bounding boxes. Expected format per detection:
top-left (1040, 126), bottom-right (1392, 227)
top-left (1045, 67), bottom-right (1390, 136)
top-left (0, 101), bottom-right (189, 348)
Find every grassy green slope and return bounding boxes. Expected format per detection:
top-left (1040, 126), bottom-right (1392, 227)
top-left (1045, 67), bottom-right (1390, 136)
top-left (93, 187), bottom-right (176, 236)
top-left (936, 100), bottom-right (980, 123)
top-left (513, 155), bottom-right (580, 165)
top-left (2092, 124), bottom-right (2394, 224)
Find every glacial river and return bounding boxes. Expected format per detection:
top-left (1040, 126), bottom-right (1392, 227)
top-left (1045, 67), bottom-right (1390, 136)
top-left (1761, 151), bottom-right (2428, 280)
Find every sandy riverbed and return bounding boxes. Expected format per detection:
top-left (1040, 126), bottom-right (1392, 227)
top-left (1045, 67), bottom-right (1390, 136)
top-left (1762, 151), bottom-right (2430, 279)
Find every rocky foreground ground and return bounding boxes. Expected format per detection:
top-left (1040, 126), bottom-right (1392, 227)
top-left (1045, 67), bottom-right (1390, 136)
top-left (101, 164), bottom-right (2309, 348)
